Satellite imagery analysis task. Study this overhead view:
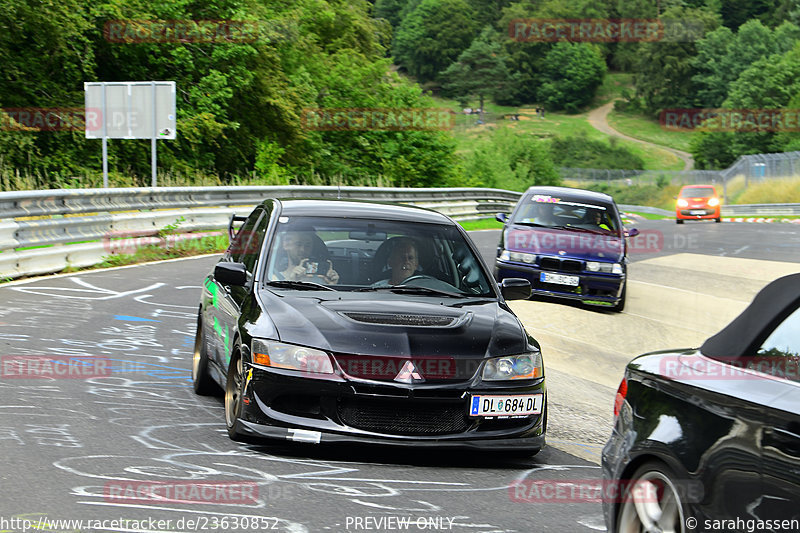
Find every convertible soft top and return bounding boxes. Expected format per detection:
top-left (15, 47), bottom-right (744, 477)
top-left (700, 273), bottom-right (800, 358)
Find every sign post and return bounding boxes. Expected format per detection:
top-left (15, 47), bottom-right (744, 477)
top-left (85, 81), bottom-right (176, 187)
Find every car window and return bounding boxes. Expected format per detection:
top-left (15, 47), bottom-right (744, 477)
top-left (264, 216), bottom-right (494, 295)
top-left (680, 187), bottom-right (715, 197)
top-left (752, 305), bottom-right (800, 382)
top-left (241, 214), bottom-right (268, 273)
top-left (512, 196), bottom-right (618, 233)
top-left (229, 209), bottom-right (263, 263)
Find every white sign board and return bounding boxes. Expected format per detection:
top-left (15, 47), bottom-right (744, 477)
top-left (84, 81), bottom-right (176, 139)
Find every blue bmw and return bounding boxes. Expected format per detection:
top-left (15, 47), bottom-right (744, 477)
top-left (494, 186), bottom-right (639, 312)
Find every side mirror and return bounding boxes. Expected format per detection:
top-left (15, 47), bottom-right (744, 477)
top-left (215, 262), bottom-right (248, 286)
top-left (495, 213), bottom-right (508, 223)
top-left (625, 228), bottom-right (640, 238)
top-left (500, 278), bottom-right (531, 300)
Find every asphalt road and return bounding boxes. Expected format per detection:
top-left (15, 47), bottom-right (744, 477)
top-left (0, 219), bottom-right (797, 533)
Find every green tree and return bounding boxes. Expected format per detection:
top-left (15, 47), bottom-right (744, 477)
top-left (692, 20), bottom-right (800, 108)
top-left (374, 0), bottom-right (410, 29)
top-left (393, 0), bottom-right (479, 83)
top-left (690, 42), bottom-right (800, 165)
top-left (538, 43), bottom-right (606, 112)
top-left (440, 27), bottom-right (511, 113)
top-left (633, 6), bottom-right (720, 116)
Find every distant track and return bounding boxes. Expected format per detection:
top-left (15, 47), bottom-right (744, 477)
top-left (588, 100), bottom-right (695, 171)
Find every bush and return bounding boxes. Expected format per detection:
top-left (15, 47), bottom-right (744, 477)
top-left (458, 128), bottom-right (561, 191)
top-left (549, 133), bottom-right (645, 170)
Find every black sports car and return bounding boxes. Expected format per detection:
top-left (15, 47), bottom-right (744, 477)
top-left (603, 273), bottom-right (800, 532)
top-left (193, 199), bottom-right (546, 453)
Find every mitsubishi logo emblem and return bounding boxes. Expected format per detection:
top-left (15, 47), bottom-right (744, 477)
top-left (394, 360), bottom-right (424, 383)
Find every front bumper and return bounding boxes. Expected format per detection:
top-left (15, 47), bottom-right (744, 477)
top-left (677, 208), bottom-right (719, 220)
top-left (237, 365), bottom-right (547, 451)
top-left (495, 262), bottom-right (624, 306)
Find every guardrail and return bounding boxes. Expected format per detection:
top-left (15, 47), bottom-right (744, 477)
top-left (0, 186), bottom-right (521, 280)
top-left (2, 186), bottom-right (798, 281)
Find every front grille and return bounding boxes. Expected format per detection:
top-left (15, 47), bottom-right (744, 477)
top-left (338, 398), bottom-right (470, 435)
top-left (341, 312), bottom-right (457, 327)
top-left (539, 256), bottom-right (583, 272)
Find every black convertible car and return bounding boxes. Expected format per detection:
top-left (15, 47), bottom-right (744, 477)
top-left (603, 273), bottom-right (800, 532)
top-left (193, 199), bottom-right (546, 453)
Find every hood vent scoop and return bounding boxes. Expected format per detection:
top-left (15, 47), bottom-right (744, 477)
top-left (340, 312), bottom-right (461, 327)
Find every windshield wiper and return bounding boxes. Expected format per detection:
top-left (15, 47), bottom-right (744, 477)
top-left (512, 221), bottom-right (550, 228)
top-left (356, 285), bottom-right (464, 298)
top-left (266, 280), bottom-right (337, 291)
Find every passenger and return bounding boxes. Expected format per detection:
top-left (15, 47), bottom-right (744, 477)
top-left (274, 231), bottom-right (339, 284)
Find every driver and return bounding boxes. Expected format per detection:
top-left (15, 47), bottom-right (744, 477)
top-left (374, 237), bottom-right (420, 286)
top-left (274, 231), bottom-right (339, 284)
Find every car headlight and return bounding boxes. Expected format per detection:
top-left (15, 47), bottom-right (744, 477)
top-left (677, 199), bottom-right (688, 208)
top-left (708, 197), bottom-right (720, 206)
top-left (251, 339), bottom-right (333, 374)
top-left (500, 250), bottom-right (535, 264)
top-left (586, 262), bottom-right (622, 274)
top-left (482, 352), bottom-right (543, 381)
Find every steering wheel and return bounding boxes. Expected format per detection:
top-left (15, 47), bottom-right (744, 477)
top-left (399, 274), bottom-right (436, 284)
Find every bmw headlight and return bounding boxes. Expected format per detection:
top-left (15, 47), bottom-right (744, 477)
top-left (586, 262), bottom-right (623, 274)
top-left (251, 339), bottom-right (333, 374)
top-left (500, 250), bottom-right (535, 263)
top-left (482, 352), bottom-right (543, 381)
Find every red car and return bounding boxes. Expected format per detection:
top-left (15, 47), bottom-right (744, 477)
top-left (675, 184), bottom-right (721, 224)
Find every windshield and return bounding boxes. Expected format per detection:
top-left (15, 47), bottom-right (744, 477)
top-left (264, 216), bottom-right (495, 297)
top-left (680, 187), bottom-right (716, 198)
top-left (510, 194), bottom-right (620, 234)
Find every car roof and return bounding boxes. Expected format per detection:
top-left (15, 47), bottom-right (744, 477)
top-left (680, 184), bottom-right (717, 190)
top-left (521, 186), bottom-right (614, 203)
top-left (270, 198), bottom-right (455, 225)
top-left (700, 273), bottom-right (800, 358)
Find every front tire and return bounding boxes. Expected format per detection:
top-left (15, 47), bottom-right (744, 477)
top-left (616, 461), bottom-right (688, 533)
top-left (192, 317), bottom-right (218, 395)
top-left (224, 351), bottom-right (247, 441)
top-left (676, 219), bottom-right (684, 224)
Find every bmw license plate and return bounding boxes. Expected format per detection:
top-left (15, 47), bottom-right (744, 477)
top-left (540, 272), bottom-right (579, 286)
top-left (469, 394), bottom-right (543, 416)
top-left (689, 210), bottom-right (706, 215)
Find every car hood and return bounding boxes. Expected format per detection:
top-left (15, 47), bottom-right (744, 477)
top-left (504, 225), bottom-right (624, 261)
top-left (254, 290), bottom-right (530, 378)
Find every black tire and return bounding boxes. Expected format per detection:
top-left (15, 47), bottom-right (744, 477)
top-left (676, 219), bottom-right (684, 224)
top-left (715, 217), bottom-right (721, 223)
top-left (192, 318), bottom-right (218, 395)
top-left (616, 461), bottom-right (689, 533)
top-left (612, 282), bottom-right (626, 312)
top-left (224, 351), bottom-right (247, 441)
